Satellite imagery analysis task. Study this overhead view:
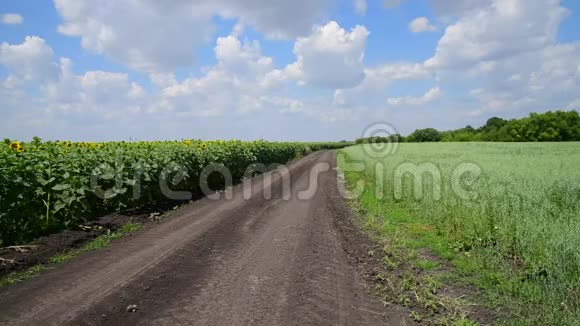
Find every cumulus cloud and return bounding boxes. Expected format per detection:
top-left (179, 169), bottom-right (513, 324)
top-left (368, 62), bottom-right (432, 81)
top-left (261, 96), bottom-right (305, 113)
top-left (291, 21), bottom-right (369, 89)
top-left (334, 62), bottom-right (432, 106)
top-left (153, 33), bottom-right (280, 116)
top-left (1, 13), bottom-right (23, 25)
top-left (215, 0), bottom-right (333, 39)
top-left (467, 88), bottom-right (534, 117)
top-left (31, 56), bottom-right (148, 125)
top-left (409, 17), bottom-right (437, 33)
top-left (422, 1), bottom-right (580, 118)
top-left (4, 1), bottom-right (580, 141)
top-left (0, 36), bottom-right (59, 82)
top-left (0, 32), bottom-right (347, 139)
top-left (0, 36), bottom-right (147, 132)
top-left (464, 42), bottom-right (580, 117)
top-left (428, 0), bottom-right (491, 18)
top-left (426, 0), bottom-right (569, 69)
top-left (54, 0), bottom-right (215, 73)
top-left (386, 87), bottom-right (442, 106)
top-left (53, 0), bottom-right (332, 72)
top-left (384, 0), bottom-right (490, 17)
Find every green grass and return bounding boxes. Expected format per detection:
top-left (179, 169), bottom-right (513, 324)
top-left (0, 265), bottom-right (46, 287)
top-left (1, 222), bottom-right (143, 286)
top-left (49, 222), bottom-right (142, 264)
top-left (338, 142), bottom-right (580, 325)
top-left (414, 259), bottom-right (440, 271)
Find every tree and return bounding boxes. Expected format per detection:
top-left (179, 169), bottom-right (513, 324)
top-left (365, 109), bottom-right (579, 143)
top-left (483, 117), bottom-right (507, 131)
top-left (407, 128), bottom-right (442, 142)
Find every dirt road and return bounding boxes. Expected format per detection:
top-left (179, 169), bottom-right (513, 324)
top-left (0, 151), bottom-right (411, 326)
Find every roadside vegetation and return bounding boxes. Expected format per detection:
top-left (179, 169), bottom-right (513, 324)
top-left (356, 110), bottom-right (580, 143)
top-left (0, 138), bottom-right (349, 246)
top-left (339, 142), bottom-right (580, 325)
top-left (0, 221), bottom-right (143, 287)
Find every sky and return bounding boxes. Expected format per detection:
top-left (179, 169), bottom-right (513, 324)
top-left (1, 0), bottom-right (579, 142)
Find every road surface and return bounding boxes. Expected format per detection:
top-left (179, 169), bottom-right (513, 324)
top-left (0, 151), bottom-right (411, 326)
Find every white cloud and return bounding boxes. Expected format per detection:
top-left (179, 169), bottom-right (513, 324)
top-left (426, 0), bottom-right (569, 69)
top-left (421, 1), bottom-right (580, 119)
top-left (214, 36), bottom-right (273, 78)
top-left (3, 1), bottom-right (580, 141)
top-left (262, 96), bottom-right (305, 113)
top-left (0, 32), bottom-right (352, 127)
top-left (386, 87), bottom-right (442, 106)
top-left (53, 0), bottom-right (333, 72)
top-left (215, 0), bottom-right (333, 39)
top-left (40, 58), bottom-right (147, 121)
top-left (464, 42), bottom-right (580, 117)
top-left (409, 17), bottom-right (437, 33)
top-left (354, 0), bottom-right (368, 15)
top-left (0, 37), bottom-right (147, 133)
top-left (291, 21), bottom-right (369, 89)
top-left (369, 62), bottom-right (432, 81)
top-left (1, 13), bottom-right (23, 25)
top-left (384, 0), bottom-right (490, 17)
top-left (467, 88), bottom-right (534, 117)
top-left (0, 31), bottom-right (364, 141)
top-left (334, 62), bottom-right (432, 106)
top-left (152, 33), bottom-right (298, 117)
top-left (0, 36), bottom-right (59, 82)
top-left (428, 0), bottom-right (491, 18)
top-left (54, 0), bottom-right (215, 73)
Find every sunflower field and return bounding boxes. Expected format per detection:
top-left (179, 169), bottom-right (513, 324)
top-left (0, 138), bottom-right (348, 245)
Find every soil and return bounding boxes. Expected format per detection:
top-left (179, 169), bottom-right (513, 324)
top-left (0, 201), bottom-right (182, 278)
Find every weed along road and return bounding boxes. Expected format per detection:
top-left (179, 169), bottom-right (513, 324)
top-left (0, 151), bottom-right (407, 326)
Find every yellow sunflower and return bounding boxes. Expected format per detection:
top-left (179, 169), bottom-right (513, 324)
top-left (62, 150), bottom-right (69, 155)
top-left (16, 145), bottom-right (25, 153)
top-left (184, 140), bottom-right (192, 146)
top-left (199, 143), bottom-right (208, 150)
top-left (9, 141), bottom-right (20, 150)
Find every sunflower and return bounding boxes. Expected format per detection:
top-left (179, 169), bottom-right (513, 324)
top-left (184, 140), bottom-right (192, 146)
top-left (199, 143), bottom-right (208, 150)
top-left (9, 141), bottom-right (20, 150)
top-left (16, 145), bottom-right (25, 153)
top-left (62, 150), bottom-right (69, 155)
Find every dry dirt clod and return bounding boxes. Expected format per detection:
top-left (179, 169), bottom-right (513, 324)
top-left (126, 305), bottom-right (138, 312)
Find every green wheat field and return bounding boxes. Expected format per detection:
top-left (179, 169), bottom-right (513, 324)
top-left (339, 142), bottom-right (580, 325)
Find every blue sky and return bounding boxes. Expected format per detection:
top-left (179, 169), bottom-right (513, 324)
top-left (1, 0), bottom-right (580, 141)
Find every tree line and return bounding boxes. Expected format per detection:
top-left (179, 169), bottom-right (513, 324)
top-left (355, 110), bottom-right (580, 143)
